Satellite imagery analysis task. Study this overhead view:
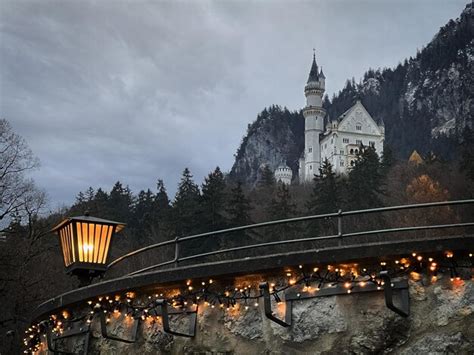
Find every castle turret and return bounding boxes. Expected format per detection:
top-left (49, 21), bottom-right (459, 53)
top-left (274, 163), bottom-right (293, 185)
top-left (301, 52), bottom-right (326, 182)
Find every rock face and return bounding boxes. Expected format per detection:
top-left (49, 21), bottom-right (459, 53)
top-left (229, 105), bottom-right (304, 185)
top-left (41, 276), bottom-right (474, 354)
top-left (230, 3), bottom-right (474, 185)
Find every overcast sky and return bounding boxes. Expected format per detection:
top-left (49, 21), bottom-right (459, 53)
top-left (0, 0), bottom-right (469, 208)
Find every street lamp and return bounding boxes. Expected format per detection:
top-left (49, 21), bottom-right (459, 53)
top-left (51, 213), bottom-right (125, 285)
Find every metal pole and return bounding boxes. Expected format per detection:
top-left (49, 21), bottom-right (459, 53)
top-left (174, 236), bottom-right (180, 268)
top-left (338, 209), bottom-right (343, 246)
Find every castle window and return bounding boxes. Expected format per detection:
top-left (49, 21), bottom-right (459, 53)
top-left (343, 138), bottom-right (349, 143)
top-left (350, 149), bottom-right (354, 155)
top-left (355, 149), bottom-right (359, 154)
top-left (340, 161), bottom-right (344, 167)
top-left (310, 165), bottom-right (312, 170)
top-left (356, 124), bottom-right (362, 131)
top-left (324, 143), bottom-right (327, 149)
top-left (340, 150), bottom-right (344, 155)
top-left (331, 138), bottom-right (333, 144)
top-left (309, 147), bottom-right (312, 153)
top-left (350, 160), bottom-right (355, 167)
top-left (356, 139), bottom-right (362, 145)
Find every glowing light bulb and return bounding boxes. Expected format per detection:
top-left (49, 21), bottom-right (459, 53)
top-left (82, 243), bottom-right (94, 253)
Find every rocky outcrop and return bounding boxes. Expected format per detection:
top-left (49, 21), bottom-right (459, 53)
top-left (230, 4), bottom-right (474, 185)
top-left (229, 105), bottom-right (304, 185)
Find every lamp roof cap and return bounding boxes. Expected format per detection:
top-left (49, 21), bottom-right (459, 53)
top-left (51, 215), bottom-right (126, 233)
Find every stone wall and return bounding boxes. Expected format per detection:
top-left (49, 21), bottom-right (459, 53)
top-left (39, 274), bottom-right (473, 354)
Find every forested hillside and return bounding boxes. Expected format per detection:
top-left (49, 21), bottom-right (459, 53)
top-left (230, 3), bottom-right (474, 185)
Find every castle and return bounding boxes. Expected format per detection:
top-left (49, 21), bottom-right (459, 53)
top-left (274, 53), bottom-right (385, 184)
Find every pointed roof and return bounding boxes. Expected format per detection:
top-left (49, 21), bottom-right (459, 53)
top-left (408, 150), bottom-right (424, 165)
top-left (319, 67), bottom-right (325, 79)
top-left (336, 100), bottom-right (382, 135)
top-left (307, 53), bottom-right (319, 83)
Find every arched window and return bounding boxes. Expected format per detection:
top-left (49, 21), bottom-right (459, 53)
top-left (350, 160), bottom-right (355, 167)
top-left (350, 149), bottom-right (354, 154)
top-left (355, 149), bottom-right (359, 154)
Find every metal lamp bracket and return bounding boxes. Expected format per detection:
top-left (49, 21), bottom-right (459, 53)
top-left (45, 321), bottom-right (90, 355)
top-left (260, 276), bottom-right (410, 328)
top-left (259, 282), bottom-right (292, 327)
top-left (380, 271), bottom-right (410, 317)
top-left (156, 299), bottom-right (198, 337)
top-left (99, 312), bottom-right (140, 343)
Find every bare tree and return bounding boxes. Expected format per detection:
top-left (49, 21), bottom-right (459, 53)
top-left (0, 119), bottom-right (40, 228)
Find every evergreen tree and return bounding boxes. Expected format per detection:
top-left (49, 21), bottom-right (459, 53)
top-left (347, 147), bottom-right (384, 210)
top-left (269, 184), bottom-right (297, 220)
top-left (151, 179), bottom-right (172, 241)
top-left (267, 183), bottom-right (298, 243)
top-left (306, 159), bottom-right (341, 214)
top-left (460, 126), bottom-right (474, 180)
top-left (93, 188), bottom-right (109, 217)
top-left (381, 145), bottom-right (394, 176)
top-left (226, 182), bottom-right (252, 227)
top-left (85, 187), bottom-right (95, 202)
top-left (155, 179), bottom-right (170, 210)
top-left (173, 168), bottom-right (202, 237)
top-left (258, 164), bottom-right (275, 188)
top-left (108, 181), bottom-right (134, 222)
top-left (201, 167), bottom-right (227, 232)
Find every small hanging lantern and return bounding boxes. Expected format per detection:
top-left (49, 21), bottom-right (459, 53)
top-left (51, 213), bottom-right (125, 284)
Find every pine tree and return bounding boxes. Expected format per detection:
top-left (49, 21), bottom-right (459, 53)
top-left (381, 145), bottom-right (394, 176)
top-left (226, 182), bottom-right (252, 227)
top-left (173, 168), bottom-right (202, 237)
top-left (93, 188), bottom-right (109, 217)
top-left (151, 179), bottom-right (172, 241)
top-left (201, 167), bottom-right (227, 232)
top-left (306, 159), bottom-right (341, 214)
top-left (304, 159), bottom-right (341, 236)
top-left (460, 126), bottom-right (474, 181)
top-left (258, 165), bottom-right (275, 189)
top-left (269, 184), bottom-right (297, 220)
top-left (347, 147), bottom-right (384, 210)
top-left (108, 181), bottom-right (134, 223)
top-left (155, 179), bottom-right (170, 210)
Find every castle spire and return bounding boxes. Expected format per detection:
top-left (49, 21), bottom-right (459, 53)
top-left (319, 66), bottom-right (325, 79)
top-left (307, 50), bottom-right (319, 83)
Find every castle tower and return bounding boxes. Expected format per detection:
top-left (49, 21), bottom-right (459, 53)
top-left (300, 52), bottom-right (326, 182)
top-left (274, 163), bottom-right (293, 185)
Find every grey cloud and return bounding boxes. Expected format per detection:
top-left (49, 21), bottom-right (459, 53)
top-left (0, 0), bottom-right (468, 205)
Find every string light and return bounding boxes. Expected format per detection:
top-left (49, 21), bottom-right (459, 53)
top-left (22, 251), bottom-right (473, 354)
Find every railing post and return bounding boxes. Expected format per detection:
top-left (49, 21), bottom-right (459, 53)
top-left (337, 209), bottom-right (343, 246)
top-left (174, 237), bottom-right (180, 268)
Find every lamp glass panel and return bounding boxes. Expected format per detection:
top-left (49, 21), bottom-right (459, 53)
top-left (102, 226), bottom-right (113, 264)
top-left (87, 223), bottom-right (94, 262)
top-left (94, 224), bottom-right (101, 263)
top-left (68, 223), bottom-right (76, 262)
top-left (76, 222), bottom-right (84, 262)
top-left (59, 229), bottom-right (68, 266)
top-left (81, 222), bottom-right (89, 262)
top-left (65, 226), bottom-right (71, 265)
top-left (98, 225), bottom-right (109, 263)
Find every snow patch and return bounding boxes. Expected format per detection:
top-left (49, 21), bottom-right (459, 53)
top-left (431, 117), bottom-right (456, 138)
top-left (405, 82), bottom-right (417, 106)
top-left (361, 78), bottom-right (380, 95)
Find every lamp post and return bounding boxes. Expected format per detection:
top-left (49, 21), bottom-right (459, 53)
top-left (51, 213), bottom-right (125, 286)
